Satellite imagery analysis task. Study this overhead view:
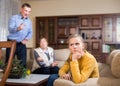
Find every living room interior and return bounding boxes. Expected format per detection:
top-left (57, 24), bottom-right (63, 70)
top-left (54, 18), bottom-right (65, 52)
top-left (0, 0), bottom-right (120, 86)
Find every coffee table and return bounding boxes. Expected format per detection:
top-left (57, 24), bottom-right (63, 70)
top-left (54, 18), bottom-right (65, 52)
top-left (3, 74), bottom-right (49, 86)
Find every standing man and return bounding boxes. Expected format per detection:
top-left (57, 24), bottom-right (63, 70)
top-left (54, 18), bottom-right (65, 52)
top-left (6, 3), bottom-right (32, 67)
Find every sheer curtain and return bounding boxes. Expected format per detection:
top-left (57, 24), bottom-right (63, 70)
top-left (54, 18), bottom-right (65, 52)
top-left (0, 0), bottom-right (21, 41)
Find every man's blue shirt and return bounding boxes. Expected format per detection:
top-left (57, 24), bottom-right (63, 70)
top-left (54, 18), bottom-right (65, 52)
top-left (7, 14), bottom-right (33, 42)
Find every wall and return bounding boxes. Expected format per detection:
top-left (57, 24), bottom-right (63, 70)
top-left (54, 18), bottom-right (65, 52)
top-left (21, 0), bottom-right (120, 47)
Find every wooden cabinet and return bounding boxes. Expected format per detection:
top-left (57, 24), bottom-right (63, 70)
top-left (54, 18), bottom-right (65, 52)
top-left (103, 15), bottom-right (115, 44)
top-left (79, 15), bottom-right (102, 28)
top-left (57, 17), bottom-right (79, 48)
top-left (103, 15), bottom-right (120, 44)
top-left (36, 17), bottom-right (57, 47)
top-left (79, 15), bottom-right (102, 60)
top-left (115, 15), bottom-right (120, 43)
top-left (36, 14), bottom-right (120, 62)
top-left (36, 15), bottom-right (102, 61)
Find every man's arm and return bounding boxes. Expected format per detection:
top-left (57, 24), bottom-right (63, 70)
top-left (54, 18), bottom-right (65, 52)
top-left (34, 50), bottom-right (43, 62)
top-left (8, 16), bottom-right (18, 33)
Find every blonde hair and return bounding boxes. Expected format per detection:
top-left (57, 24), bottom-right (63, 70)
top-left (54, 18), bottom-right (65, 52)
top-left (68, 34), bottom-right (85, 50)
top-left (68, 34), bottom-right (84, 43)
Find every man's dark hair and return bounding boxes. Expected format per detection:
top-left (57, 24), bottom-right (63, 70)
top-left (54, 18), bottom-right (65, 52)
top-left (21, 3), bottom-right (31, 8)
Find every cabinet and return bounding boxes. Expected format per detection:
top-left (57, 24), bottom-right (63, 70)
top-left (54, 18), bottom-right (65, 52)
top-left (57, 17), bottom-right (79, 48)
top-left (79, 15), bottom-right (102, 28)
top-left (36, 14), bottom-right (120, 62)
top-left (36, 17), bottom-right (57, 47)
top-left (79, 15), bottom-right (102, 59)
top-left (103, 15), bottom-right (120, 44)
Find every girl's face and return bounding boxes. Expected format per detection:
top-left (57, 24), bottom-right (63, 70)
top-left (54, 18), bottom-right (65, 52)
top-left (69, 37), bottom-right (84, 54)
top-left (40, 38), bottom-right (48, 49)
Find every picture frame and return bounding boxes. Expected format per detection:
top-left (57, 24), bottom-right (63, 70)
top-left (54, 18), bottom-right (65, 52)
top-left (80, 17), bottom-right (89, 27)
top-left (92, 42), bottom-right (100, 50)
top-left (58, 28), bottom-right (67, 36)
top-left (70, 28), bottom-right (76, 35)
top-left (91, 17), bottom-right (100, 27)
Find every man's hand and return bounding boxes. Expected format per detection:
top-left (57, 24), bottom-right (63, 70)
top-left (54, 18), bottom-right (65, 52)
top-left (22, 39), bottom-right (28, 45)
top-left (17, 23), bottom-right (25, 31)
top-left (51, 61), bottom-right (58, 67)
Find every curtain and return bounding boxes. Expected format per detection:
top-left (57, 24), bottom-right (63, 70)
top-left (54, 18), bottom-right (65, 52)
top-left (0, 0), bottom-right (21, 41)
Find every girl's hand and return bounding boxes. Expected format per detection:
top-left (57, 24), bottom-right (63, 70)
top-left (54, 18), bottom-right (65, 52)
top-left (72, 51), bottom-right (83, 61)
top-left (61, 73), bottom-right (71, 80)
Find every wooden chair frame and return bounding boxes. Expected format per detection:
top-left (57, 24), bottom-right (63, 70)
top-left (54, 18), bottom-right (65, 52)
top-left (0, 40), bottom-right (16, 86)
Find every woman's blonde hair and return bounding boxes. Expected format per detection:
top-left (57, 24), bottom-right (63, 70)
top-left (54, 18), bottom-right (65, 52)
top-left (68, 34), bottom-right (84, 43)
top-left (68, 34), bottom-right (85, 50)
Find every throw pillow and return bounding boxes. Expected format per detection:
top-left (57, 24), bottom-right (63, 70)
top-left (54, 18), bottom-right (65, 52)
top-left (111, 51), bottom-right (120, 78)
top-left (31, 59), bottom-right (40, 72)
top-left (107, 49), bottom-right (120, 65)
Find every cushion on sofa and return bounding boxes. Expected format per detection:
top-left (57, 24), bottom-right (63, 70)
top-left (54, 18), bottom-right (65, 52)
top-left (111, 51), bottom-right (120, 78)
top-left (98, 77), bottom-right (120, 86)
top-left (106, 49), bottom-right (120, 65)
top-left (26, 48), bottom-right (34, 70)
top-left (54, 78), bottom-right (75, 86)
top-left (31, 59), bottom-right (40, 72)
top-left (54, 78), bottom-right (99, 86)
top-left (98, 63), bottom-right (114, 78)
top-left (54, 48), bottom-right (70, 68)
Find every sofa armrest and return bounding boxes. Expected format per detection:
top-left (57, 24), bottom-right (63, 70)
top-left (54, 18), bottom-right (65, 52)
top-left (54, 78), bottom-right (75, 86)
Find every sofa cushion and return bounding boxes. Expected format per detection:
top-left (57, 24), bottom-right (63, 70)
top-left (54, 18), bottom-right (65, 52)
top-left (111, 51), bottom-right (120, 78)
top-left (31, 59), bottom-right (40, 72)
top-left (54, 78), bottom-right (75, 86)
top-left (54, 48), bottom-right (70, 68)
top-left (26, 48), bottom-right (34, 70)
top-left (98, 63), bottom-right (113, 78)
top-left (97, 77), bottom-right (120, 86)
top-left (54, 78), bottom-right (99, 86)
top-left (106, 49), bottom-right (120, 65)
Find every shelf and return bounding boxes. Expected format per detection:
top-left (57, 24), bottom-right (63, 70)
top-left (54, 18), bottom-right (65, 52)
top-left (80, 27), bottom-right (102, 30)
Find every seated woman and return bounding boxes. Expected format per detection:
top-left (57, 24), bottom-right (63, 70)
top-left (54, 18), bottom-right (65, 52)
top-left (32, 37), bottom-right (59, 74)
top-left (47, 34), bottom-right (99, 86)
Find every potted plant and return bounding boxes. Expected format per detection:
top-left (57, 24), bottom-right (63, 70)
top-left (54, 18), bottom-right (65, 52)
top-left (8, 59), bottom-right (27, 79)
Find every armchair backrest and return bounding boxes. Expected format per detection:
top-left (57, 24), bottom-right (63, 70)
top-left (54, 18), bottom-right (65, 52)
top-left (0, 41), bottom-right (16, 86)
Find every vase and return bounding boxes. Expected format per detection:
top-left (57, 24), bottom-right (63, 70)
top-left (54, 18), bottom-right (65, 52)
top-left (8, 73), bottom-right (23, 79)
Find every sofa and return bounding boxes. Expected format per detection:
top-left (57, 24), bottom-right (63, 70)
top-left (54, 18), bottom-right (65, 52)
top-left (31, 48), bottom-right (120, 86)
top-left (1, 48), bottom-right (120, 86)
